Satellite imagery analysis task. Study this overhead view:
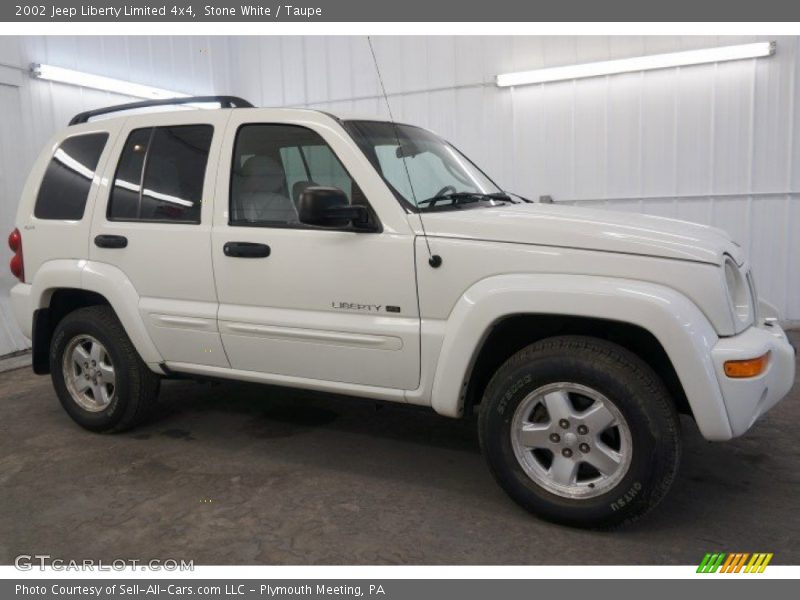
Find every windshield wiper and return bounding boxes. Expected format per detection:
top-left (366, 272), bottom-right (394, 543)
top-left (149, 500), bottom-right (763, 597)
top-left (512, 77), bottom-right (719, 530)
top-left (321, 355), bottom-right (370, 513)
top-left (507, 191), bottom-right (533, 203)
top-left (417, 192), bottom-right (515, 209)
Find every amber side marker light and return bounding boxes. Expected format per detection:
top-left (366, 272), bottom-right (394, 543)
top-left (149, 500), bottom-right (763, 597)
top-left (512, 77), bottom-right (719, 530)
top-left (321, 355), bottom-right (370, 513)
top-left (724, 352), bottom-right (771, 378)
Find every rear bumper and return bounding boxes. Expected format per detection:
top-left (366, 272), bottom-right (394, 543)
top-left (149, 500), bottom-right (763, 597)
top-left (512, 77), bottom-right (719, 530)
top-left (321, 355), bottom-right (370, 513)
top-left (10, 283), bottom-right (33, 338)
top-left (11, 283), bottom-right (51, 374)
top-left (711, 321), bottom-right (795, 438)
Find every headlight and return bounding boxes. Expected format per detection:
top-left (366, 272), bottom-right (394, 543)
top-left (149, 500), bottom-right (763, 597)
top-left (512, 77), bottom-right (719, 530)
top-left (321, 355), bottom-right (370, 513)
top-left (724, 257), bottom-right (753, 327)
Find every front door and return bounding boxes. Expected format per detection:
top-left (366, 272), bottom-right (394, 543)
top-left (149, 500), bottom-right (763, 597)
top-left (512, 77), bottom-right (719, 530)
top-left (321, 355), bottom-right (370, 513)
top-left (211, 117), bottom-right (420, 391)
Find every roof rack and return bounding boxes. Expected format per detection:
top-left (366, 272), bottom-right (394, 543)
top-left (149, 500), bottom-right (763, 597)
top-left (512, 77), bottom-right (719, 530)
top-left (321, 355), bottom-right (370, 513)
top-left (68, 96), bottom-right (254, 126)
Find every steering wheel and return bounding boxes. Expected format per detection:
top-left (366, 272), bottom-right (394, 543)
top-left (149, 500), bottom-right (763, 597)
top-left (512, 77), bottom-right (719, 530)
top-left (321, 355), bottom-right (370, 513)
top-left (435, 185), bottom-right (457, 198)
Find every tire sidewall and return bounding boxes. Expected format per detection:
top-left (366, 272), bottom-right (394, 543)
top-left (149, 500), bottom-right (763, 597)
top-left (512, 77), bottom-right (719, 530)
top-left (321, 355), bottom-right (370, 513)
top-left (50, 313), bottom-right (132, 432)
top-left (481, 343), bottom-right (679, 527)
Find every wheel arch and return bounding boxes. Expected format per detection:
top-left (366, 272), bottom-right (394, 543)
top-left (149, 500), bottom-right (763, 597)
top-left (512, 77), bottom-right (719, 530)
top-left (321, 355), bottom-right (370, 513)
top-left (29, 260), bottom-right (163, 374)
top-left (429, 274), bottom-right (734, 441)
top-left (462, 314), bottom-right (690, 420)
top-left (31, 288), bottom-right (110, 374)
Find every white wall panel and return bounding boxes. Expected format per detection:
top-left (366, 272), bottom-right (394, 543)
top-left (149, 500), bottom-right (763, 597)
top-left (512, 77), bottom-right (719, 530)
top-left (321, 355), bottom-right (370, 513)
top-left (0, 83), bottom-right (28, 354)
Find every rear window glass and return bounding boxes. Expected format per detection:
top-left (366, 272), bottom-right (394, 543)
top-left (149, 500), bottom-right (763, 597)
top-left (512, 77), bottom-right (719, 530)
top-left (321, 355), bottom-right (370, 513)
top-left (34, 133), bottom-right (109, 220)
top-left (107, 125), bottom-right (213, 223)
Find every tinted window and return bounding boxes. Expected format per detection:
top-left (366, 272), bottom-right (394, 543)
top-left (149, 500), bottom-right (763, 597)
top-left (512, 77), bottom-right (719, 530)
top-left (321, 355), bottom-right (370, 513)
top-left (34, 133), bottom-right (109, 220)
top-left (108, 125), bottom-right (213, 223)
top-left (231, 124), bottom-right (364, 226)
top-left (107, 128), bottom-right (150, 220)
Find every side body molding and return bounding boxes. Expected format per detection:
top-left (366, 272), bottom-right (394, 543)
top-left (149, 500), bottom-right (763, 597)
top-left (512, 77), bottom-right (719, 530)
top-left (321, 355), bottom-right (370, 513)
top-left (429, 274), bottom-right (733, 441)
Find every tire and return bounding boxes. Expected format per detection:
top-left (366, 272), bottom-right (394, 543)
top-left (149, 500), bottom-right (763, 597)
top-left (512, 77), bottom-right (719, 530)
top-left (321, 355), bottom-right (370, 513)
top-left (479, 335), bottom-right (681, 528)
top-left (50, 305), bottom-right (160, 433)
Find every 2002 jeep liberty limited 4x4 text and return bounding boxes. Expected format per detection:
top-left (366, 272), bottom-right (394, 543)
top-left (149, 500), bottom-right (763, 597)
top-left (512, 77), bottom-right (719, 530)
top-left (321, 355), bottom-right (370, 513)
top-left (7, 96), bottom-right (796, 527)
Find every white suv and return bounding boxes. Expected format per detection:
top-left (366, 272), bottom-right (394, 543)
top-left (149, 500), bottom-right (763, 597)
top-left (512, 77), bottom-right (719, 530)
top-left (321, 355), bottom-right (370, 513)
top-left (8, 96), bottom-right (796, 527)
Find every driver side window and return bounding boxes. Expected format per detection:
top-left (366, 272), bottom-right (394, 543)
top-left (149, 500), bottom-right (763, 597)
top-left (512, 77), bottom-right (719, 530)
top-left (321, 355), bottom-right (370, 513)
top-left (230, 124), bottom-right (363, 227)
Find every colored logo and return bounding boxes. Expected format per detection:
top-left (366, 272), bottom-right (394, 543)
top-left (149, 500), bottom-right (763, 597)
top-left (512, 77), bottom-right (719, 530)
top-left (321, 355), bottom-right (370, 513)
top-left (697, 552), bottom-right (773, 573)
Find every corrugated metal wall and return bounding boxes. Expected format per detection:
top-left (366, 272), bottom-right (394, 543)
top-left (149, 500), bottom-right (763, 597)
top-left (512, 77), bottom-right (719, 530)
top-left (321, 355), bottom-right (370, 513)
top-left (0, 35), bottom-right (798, 356)
top-left (230, 35), bottom-right (799, 324)
top-left (0, 81), bottom-right (28, 354)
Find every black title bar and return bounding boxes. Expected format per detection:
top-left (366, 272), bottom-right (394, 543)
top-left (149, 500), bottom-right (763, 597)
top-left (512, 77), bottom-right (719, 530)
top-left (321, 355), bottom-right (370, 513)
top-left (3, 0), bottom-right (800, 22)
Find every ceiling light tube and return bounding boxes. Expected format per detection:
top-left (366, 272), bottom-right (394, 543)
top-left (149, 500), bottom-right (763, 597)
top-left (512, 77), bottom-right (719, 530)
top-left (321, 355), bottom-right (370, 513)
top-left (496, 41), bottom-right (776, 88)
top-left (30, 63), bottom-right (188, 100)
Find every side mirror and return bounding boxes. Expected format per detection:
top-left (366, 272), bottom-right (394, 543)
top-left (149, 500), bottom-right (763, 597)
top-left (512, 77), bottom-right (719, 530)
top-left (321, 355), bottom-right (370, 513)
top-left (297, 187), bottom-right (369, 228)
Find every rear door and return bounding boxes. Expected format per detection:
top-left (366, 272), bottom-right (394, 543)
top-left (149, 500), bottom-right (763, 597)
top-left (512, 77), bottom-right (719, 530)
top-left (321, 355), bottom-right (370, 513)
top-left (90, 110), bottom-right (231, 367)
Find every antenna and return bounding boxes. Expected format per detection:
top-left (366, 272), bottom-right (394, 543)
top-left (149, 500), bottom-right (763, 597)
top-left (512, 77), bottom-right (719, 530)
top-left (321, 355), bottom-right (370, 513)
top-left (366, 37), bottom-right (441, 269)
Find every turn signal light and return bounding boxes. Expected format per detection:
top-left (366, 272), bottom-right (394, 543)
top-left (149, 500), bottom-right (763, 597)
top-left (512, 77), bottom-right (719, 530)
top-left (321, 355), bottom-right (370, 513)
top-left (724, 352), bottom-right (770, 378)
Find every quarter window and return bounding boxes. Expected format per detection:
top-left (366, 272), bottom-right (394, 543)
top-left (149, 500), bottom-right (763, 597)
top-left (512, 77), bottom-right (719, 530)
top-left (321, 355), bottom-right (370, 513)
top-left (230, 124), bottom-right (365, 227)
top-left (108, 125), bottom-right (213, 223)
top-left (34, 133), bottom-right (109, 220)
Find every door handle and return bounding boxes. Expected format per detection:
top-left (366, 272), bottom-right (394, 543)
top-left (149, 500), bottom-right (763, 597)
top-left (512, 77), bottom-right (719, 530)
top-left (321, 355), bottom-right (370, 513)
top-left (94, 234), bottom-right (128, 249)
top-left (223, 241), bottom-right (271, 258)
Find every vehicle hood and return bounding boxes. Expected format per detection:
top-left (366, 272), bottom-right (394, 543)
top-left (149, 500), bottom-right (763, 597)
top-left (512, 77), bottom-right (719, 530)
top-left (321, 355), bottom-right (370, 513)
top-left (417, 203), bottom-right (743, 266)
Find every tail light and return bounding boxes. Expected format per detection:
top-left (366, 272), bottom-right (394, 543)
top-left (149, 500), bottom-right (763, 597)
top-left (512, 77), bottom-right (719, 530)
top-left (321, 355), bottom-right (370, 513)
top-left (8, 228), bottom-right (24, 283)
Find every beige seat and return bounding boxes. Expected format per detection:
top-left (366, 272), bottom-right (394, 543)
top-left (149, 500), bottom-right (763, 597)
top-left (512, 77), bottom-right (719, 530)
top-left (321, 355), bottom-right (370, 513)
top-left (232, 156), bottom-right (297, 224)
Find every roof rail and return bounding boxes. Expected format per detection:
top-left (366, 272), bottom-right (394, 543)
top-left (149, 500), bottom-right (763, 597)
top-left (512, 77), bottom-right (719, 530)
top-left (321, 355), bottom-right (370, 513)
top-left (68, 96), bottom-right (254, 126)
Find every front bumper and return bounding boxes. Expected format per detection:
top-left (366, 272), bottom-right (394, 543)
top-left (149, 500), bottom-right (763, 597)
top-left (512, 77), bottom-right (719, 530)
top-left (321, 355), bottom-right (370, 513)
top-left (711, 320), bottom-right (795, 437)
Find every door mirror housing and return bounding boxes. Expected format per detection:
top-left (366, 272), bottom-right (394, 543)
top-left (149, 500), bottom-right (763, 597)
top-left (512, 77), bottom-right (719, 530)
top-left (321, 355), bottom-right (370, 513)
top-left (297, 187), bottom-right (370, 229)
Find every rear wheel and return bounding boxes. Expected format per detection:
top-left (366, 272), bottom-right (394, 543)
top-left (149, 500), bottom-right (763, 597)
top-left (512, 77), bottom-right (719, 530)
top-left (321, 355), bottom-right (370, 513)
top-left (50, 305), bottom-right (160, 433)
top-left (479, 335), bottom-right (681, 528)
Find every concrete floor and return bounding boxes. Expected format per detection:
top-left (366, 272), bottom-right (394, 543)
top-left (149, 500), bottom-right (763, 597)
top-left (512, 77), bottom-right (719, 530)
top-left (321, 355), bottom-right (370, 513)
top-left (1, 333), bottom-right (798, 565)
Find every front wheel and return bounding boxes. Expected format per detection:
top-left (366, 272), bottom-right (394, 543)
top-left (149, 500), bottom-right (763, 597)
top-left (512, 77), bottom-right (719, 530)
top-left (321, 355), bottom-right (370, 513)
top-left (479, 335), bottom-right (681, 528)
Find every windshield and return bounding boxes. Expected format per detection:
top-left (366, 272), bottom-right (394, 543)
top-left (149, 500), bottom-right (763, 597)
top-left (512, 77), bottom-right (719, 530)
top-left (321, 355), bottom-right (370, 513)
top-left (343, 120), bottom-right (504, 211)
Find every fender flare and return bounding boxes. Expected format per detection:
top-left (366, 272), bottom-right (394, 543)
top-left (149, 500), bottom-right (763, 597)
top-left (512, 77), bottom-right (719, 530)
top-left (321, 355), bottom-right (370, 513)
top-left (28, 259), bottom-right (164, 367)
top-left (430, 274), bottom-right (733, 441)
top-left (80, 261), bottom-right (163, 365)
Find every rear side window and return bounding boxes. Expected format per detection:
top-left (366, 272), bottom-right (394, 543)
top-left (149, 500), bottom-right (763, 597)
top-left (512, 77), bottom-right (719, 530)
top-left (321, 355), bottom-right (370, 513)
top-left (108, 125), bottom-right (213, 223)
top-left (34, 133), bottom-right (109, 220)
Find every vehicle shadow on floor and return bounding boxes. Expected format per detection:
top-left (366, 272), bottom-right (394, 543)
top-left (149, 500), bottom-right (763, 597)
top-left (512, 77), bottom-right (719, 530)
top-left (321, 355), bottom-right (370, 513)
top-left (2, 352), bottom-right (797, 563)
top-left (137, 371), bottom-right (798, 543)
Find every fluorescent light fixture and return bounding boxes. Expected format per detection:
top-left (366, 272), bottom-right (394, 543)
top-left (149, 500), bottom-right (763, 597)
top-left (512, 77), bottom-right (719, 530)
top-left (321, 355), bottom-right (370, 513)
top-left (30, 63), bottom-right (188, 100)
top-left (496, 41), bottom-right (776, 87)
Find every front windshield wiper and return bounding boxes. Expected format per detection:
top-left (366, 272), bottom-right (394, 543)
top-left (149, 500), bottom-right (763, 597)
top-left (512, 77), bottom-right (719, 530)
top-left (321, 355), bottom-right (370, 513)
top-left (417, 192), bottom-right (516, 209)
top-left (507, 191), bottom-right (533, 203)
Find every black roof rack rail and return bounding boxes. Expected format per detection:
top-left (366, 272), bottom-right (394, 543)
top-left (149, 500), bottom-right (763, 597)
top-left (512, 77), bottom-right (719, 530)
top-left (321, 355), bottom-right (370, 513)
top-left (68, 95), bottom-right (254, 126)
